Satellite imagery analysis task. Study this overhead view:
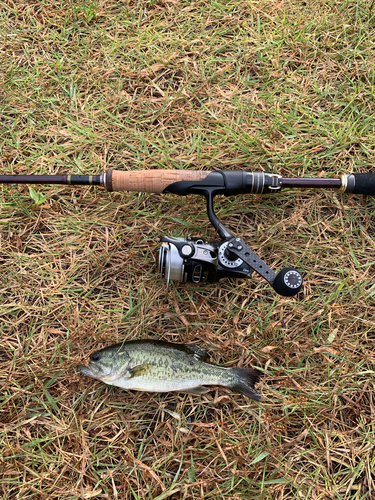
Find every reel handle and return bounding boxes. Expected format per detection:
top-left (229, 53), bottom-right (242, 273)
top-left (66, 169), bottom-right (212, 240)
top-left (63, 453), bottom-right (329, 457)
top-left (223, 238), bottom-right (303, 297)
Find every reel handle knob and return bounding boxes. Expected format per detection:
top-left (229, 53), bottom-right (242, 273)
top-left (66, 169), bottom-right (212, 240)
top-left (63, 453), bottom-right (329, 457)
top-left (272, 268), bottom-right (303, 297)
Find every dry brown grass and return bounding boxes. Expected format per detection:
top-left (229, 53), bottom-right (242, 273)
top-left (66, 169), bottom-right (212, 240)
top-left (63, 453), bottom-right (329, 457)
top-left (1, 0), bottom-right (375, 499)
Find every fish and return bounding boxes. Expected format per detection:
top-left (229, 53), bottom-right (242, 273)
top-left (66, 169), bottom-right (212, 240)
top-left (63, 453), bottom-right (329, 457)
top-left (78, 339), bottom-right (262, 401)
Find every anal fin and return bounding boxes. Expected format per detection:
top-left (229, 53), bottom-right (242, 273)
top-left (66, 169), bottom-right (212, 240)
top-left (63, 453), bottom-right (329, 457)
top-left (183, 385), bottom-right (210, 395)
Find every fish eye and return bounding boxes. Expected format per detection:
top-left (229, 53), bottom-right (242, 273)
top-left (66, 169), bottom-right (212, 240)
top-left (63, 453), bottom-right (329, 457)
top-left (91, 353), bottom-right (101, 362)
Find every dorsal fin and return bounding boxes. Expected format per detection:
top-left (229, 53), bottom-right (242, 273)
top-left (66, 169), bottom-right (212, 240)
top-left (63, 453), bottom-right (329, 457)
top-left (184, 344), bottom-right (209, 361)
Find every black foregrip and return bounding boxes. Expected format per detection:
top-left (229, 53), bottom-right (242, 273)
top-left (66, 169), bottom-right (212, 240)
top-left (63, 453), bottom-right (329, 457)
top-left (164, 171), bottom-right (248, 196)
top-left (347, 173), bottom-right (375, 196)
top-left (164, 172), bottom-right (225, 196)
top-left (164, 171), bottom-right (282, 196)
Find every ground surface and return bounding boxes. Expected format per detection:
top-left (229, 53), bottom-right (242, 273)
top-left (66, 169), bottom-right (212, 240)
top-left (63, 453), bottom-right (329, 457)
top-left (1, 1), bottom-right (375, 499)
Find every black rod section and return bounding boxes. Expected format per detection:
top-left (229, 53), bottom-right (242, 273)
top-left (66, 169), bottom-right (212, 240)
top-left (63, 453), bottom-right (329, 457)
top-left (282, 178), bottom-right (341, 189)
top-left (0, 174), bottom-right (104, 186)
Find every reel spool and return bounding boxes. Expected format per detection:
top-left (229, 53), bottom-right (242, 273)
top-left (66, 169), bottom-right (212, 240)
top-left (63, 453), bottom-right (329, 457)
top-left (158, 237), bottom-right (251, 290)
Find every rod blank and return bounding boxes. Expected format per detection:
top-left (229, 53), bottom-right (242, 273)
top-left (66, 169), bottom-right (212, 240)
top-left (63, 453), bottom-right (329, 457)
top-left (282, 178), bottom-right (341, 188)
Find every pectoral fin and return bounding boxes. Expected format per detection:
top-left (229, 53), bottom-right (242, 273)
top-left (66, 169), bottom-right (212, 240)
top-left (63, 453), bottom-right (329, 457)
top-left (116, 363), bottom-right (152, 379)
top-left (128, 363), bottom-right (153, 378)
top-left (183, 385), bottom-right (210, 395)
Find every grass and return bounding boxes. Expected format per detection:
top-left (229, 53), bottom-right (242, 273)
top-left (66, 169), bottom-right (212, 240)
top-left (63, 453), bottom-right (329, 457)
top-left (1, 0), bottom-right (375, 498)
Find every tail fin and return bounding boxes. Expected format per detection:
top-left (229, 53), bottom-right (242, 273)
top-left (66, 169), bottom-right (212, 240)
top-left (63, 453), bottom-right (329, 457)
top-left (231, 367), bottom-right (263, 401)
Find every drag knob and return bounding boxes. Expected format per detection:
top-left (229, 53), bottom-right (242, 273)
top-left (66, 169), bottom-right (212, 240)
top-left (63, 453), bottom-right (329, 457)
top-left (273, 268), bottom-right (303, 296)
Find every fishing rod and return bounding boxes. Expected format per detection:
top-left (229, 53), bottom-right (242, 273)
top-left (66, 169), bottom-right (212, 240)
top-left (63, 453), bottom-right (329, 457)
top-left (1, 169), bottom-right (374, 296)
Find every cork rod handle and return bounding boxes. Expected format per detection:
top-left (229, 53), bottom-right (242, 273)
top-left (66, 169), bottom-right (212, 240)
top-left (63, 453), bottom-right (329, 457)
top-left (105, 169), bottom-right (210, 193)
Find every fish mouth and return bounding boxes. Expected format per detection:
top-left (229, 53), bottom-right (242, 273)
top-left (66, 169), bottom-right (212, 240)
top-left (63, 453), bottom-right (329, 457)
top-left (77, 364), bottom-right (100, 378)
top-left (78, 364), bottom-right (116, 382)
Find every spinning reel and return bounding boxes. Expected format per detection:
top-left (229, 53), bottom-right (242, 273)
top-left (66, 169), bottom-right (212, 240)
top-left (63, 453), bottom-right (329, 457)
top-left (158, 172), bottom-right (303, 297)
